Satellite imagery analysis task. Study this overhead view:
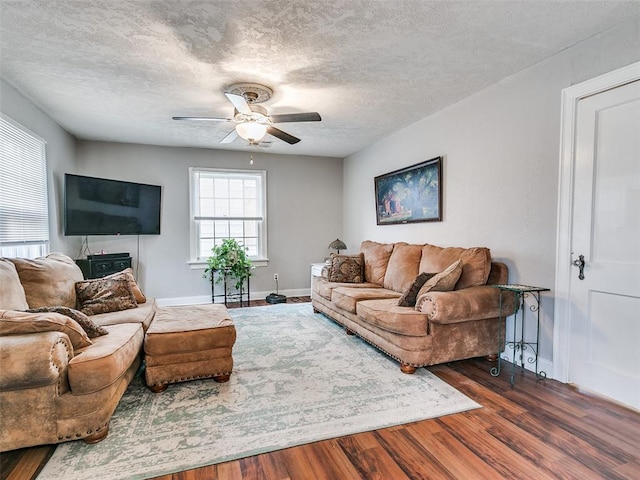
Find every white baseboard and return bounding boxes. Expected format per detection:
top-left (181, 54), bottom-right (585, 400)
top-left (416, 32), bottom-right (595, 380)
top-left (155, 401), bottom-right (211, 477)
top-left (500, 348), bottom-right (554, 380)
top-left (156, 295), bottom-right (211, 307)
top-left (157, 289), bottom-right (311, 307)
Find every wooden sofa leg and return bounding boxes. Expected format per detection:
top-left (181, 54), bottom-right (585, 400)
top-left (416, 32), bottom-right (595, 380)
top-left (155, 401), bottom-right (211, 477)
top-left (486, 354), bottom-right (498, 362)
top-left (213, 374), bottom-right (231, 383)
top-left (400, 364), bottom-right (417, 374)
top-left (83, 424), bottom-right (109, 444)
top-left (345, 328), bottom-right (355, 336)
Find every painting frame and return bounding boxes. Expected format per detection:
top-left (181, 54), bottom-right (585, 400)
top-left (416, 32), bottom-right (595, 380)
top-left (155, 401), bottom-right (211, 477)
top-left (374, 156), bottom-right (443, 225)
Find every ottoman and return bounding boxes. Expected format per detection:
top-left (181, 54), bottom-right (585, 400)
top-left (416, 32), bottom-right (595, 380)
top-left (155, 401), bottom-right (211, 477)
top-left (144, 304), bottom-right (236, 392)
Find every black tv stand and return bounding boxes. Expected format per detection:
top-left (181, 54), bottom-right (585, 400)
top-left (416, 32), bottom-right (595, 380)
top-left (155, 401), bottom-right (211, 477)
top-left (76, 253), bottom-right (131, 279)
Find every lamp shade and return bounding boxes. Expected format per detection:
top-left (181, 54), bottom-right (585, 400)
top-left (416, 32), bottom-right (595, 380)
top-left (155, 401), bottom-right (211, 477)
top-left (328, 238), bottom-right (347, 251)
top-left (236, 122), bottom-right (267, 142)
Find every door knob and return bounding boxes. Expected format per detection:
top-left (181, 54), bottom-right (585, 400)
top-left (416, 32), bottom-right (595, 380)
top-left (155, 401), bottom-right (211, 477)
top-left (572, 254), bottom-right (585, 280)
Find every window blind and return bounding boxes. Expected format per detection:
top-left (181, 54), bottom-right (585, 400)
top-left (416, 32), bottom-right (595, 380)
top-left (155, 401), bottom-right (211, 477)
top-left (0, 115), bottom-right (49, 249)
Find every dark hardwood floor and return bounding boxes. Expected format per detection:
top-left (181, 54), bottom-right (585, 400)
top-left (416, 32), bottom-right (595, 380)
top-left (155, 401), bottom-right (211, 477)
top-left (2, 299), bottom-right (639, 480)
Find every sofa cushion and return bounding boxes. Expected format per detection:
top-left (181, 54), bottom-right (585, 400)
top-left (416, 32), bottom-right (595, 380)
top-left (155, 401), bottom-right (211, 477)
top-left (0, 258), bottom-right (29, 311)
top-left (90, 298), bottom-right (157, 331)
top-left (328, 253), bottom-right (364, 283)
top-left (68, 323), bottom-right (143, 395)
top-left (360, 240), bottom-right (394, 285)
top-left (397, 272), bottom-right (435, 307)
top-left (26, 306), bottom-right (108, 338)
top-left (103, 267), bottom-right (146, 304)
top-left (332, 287), bottom-right (401, 314)
top-left (383, 242), bottom-right (423, 292)
top-left (75, 277), bottom-right (138, 316)
top-left (10, 253), bottom-right (84, 309)
top-left (419, 245), bottom-right (491, 290)
top-left (415, 260), bottom-right (462, 311)
top-left (0, 310), bottom-right (92, 348)
top-left (313, 277), bottom-right (380, 301)
top-left (357, 298), bottom-right (430, 337)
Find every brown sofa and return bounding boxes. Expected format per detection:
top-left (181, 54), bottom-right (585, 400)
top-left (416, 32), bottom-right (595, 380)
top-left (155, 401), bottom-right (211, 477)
top-left (0, 253), bottom-right (156, 451)
top-left (312, 241), bottom-right (515, 373)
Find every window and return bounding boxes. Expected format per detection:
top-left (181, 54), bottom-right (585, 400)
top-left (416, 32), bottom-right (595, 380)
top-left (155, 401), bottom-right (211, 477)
top-left (190, 168), bottom-right (267, 264)
top-left (0, 114), bottom-right (49, 259)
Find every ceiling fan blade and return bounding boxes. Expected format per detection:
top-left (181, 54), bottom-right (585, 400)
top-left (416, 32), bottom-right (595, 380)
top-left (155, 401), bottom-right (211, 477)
top-left (224, 92), bottom-right (252, 115)
top-left (172, 116), bottom-right (233, 122)
top-left (220, 129), bottom-right (239, 144)
top-left (269, 112), bottom-right (321, 123)
top-left (267, 126), bottom-right (301, 144)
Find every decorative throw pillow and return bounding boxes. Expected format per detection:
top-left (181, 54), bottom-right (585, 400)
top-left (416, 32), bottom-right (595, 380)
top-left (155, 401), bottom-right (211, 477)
top-left (414, 260), bottom-right (463, 311)
top-left (103, 267), bottom-right (146, 304)
top-left (328, 253), bottom-right (364, 283)
top-left (26, 306), bottom-right (108, 338)
top-left (75, 277), bottom-right (138, 316)
top-left (0, 309), bottom-right (92, 349)
top-left (397, 272), bottom-right (436, 307)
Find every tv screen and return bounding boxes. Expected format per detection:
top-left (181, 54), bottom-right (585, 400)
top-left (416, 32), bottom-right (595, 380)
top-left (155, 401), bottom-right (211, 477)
top-left (64, 174), bottom-right (161, 236)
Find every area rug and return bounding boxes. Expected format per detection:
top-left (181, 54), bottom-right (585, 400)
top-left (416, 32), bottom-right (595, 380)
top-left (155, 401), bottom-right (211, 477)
top-left (37, 302), bottom-right (480, 480)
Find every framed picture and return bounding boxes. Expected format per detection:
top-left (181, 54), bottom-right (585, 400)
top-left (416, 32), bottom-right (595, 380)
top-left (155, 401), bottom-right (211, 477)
top-left (374, 156), bottom-right (442, 225)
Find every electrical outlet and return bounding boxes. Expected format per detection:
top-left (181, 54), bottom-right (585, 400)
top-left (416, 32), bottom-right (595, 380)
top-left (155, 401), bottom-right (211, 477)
top-left (273, 273), bottom-right (279, 281)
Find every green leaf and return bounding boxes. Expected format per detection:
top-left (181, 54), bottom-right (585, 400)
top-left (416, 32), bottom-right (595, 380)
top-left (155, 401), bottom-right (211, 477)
top-left (203, 238), bottom-right (253, 290)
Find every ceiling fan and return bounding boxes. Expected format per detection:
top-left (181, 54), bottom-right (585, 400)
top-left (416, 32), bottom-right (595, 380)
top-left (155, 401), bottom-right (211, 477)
top-left (172, 83), bottom-right (321, 145)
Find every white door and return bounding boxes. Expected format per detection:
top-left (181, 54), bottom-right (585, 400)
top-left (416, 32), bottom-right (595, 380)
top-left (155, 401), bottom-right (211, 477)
top-left (568, 78), bottom-right (640, 410)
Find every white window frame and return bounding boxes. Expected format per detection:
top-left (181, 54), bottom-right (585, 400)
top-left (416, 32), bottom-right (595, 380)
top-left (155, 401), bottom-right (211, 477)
top-left (0, 114), bottom-right (49, 259)
top-left (188, 167), bottom-right (268, 268)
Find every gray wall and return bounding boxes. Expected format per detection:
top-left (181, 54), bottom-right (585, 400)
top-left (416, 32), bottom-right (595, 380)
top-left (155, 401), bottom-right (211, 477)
top-left (342, 16), bottom-right (640, 368)
top-left (73, 141), bottom-right (343, 302)
top-left (1, 78), bottom-right (343, 304)
top-left (0, 79), bottom-right (78, 254)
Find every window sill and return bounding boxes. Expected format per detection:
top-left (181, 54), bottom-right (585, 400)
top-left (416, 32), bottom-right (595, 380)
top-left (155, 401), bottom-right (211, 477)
top-left (188, 258), bottom-right (268, 270)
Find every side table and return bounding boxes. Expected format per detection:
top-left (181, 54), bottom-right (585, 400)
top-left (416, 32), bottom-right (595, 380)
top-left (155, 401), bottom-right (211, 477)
top-left (491, 284), bottom-right (550, 387)
top-left (209, 269), bottom-right (250, 307)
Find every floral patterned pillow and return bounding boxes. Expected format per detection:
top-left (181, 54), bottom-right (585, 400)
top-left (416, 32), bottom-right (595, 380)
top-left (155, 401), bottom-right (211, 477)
top-left (328, 253), bottom-right (364, 283)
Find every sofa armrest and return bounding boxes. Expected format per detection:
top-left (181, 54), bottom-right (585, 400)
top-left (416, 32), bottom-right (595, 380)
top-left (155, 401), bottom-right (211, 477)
top-left (0, 331), bottom-right (73, 393)
top-left (419, 285), bottom-right (517, 324)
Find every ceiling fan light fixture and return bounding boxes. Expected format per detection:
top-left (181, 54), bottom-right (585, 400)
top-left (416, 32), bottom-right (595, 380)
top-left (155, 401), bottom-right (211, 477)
top-left (236, 122), bottom-right (267, 142)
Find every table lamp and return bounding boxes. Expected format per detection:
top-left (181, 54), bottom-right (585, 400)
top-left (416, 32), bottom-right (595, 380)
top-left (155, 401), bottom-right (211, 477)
top-left (328, 238), bottom-right (347, 255)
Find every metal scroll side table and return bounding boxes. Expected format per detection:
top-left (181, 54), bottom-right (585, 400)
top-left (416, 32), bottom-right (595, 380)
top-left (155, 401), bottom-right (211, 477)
top-left (491, 284), bottom-right (550, 387)
top-left (210, 269), bottom-right (251, 307)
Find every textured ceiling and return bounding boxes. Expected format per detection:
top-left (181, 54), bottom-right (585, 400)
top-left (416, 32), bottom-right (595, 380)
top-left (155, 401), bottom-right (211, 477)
top-left (1, 1), bottom-right (639, 158)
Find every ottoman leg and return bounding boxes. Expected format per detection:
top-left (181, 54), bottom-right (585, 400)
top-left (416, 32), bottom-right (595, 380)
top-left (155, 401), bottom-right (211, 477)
top-left (213, 374), bottom-right (231, 383)
top-left (149, 383), bottom-right (168, 393)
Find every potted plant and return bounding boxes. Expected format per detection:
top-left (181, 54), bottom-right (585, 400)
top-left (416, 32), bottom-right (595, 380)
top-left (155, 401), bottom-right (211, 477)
top-left (204, 238), bottom-right (253, 291)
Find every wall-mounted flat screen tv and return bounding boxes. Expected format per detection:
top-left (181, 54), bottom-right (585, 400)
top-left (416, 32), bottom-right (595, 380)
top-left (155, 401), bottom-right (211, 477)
top-left (64, 174), bottom-right (161, 236)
